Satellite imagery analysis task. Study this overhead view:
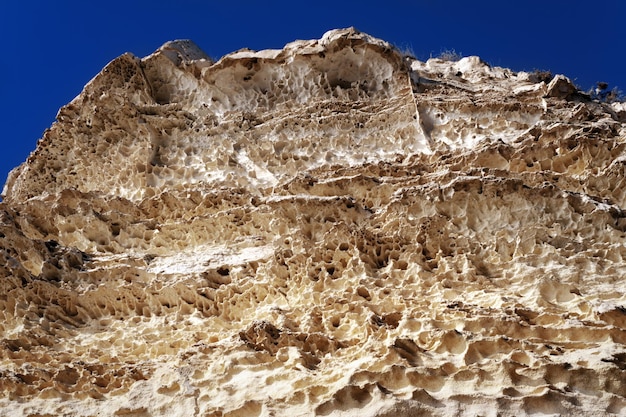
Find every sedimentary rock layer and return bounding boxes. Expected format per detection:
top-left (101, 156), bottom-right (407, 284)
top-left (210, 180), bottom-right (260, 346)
top-left (1, 28), bottom-right (626, 416)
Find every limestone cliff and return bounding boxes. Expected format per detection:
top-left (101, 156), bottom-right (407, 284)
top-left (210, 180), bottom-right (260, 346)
top-left (1, 28), bottom-right (626, 416)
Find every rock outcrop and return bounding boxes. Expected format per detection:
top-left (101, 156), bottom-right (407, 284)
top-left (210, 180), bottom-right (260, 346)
top-left (1, 28), bottom-right (626, 416)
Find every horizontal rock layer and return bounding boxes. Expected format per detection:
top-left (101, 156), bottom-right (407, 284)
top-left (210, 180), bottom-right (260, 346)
top-left (1, 28), bottom-right (626, 416)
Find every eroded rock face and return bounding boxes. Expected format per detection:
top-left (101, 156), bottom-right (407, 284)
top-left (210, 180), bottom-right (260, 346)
top-left (1, 28), bottom-right (626, 416)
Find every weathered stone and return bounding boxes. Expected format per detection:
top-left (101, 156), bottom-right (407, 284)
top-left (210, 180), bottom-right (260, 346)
top-left (1, 28), bottom-right (625, 416)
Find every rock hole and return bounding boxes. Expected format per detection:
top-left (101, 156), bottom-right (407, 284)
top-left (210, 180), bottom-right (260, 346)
top-left (45, 240), bottom-right (59, 252)
top-left (357, 287), bottom-right (371, 299)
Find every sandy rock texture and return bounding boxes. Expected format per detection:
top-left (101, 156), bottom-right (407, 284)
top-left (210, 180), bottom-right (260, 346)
top-left (2, 28), bottom-right (626, 416)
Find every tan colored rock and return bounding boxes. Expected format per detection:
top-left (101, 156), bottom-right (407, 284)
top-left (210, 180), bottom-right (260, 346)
top-left (1, 28), bottom-right (626, 416)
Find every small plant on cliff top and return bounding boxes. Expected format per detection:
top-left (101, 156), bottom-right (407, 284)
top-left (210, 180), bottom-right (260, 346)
top-left (397, 44), bottom-right (417, 59)
top-left (436, 49), bottom-right (463, 62)
top-left (529, 69), bottom-right (554, 83)
top-left (588, 82), bottom-right (624, 103)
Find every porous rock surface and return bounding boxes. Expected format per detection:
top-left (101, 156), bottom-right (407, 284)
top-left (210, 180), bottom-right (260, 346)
top-left (2, 28), bottom-right (626, 416)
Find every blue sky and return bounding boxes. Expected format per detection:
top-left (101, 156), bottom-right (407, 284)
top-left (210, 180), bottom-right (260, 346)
top-left (1, 0), bottom-right (625, 190)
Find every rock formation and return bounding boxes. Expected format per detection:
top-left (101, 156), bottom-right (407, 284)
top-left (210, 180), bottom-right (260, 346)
top-left (1, 28), bottom-right (626, 416)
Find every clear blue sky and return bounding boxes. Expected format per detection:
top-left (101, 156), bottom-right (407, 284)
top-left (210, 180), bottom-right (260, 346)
top-left (2, 0), bottom-right (625, 190)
